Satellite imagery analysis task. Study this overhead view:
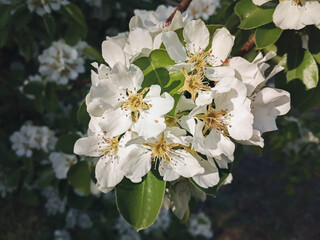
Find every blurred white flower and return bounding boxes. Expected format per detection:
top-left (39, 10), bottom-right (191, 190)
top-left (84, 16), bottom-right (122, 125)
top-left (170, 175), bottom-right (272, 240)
top-left (42, 187), bottom-right (67, 216)
top-left (54, 229), bottom-right (71, 240)
top-left (186, 0), bottom-right (220, 21)
top-left (144, 209), bottom-right (171, 234)
top-left (38, 40), bottom-right (85, 85)
top-left (66, 209), bottom-right (93, 229)
top-left (188, 212), bottom-right (213, 239)
top-left (49, 152), bottom-right (77, 179)
top-left (253, 0), bottom-right (320, 30)
top-left (10, 122), bottom-right (57, 157)
top-left (28, 0), bottom-right (69, 16)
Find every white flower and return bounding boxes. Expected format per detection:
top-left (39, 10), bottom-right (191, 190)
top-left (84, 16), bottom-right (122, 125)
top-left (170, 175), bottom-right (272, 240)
top-left (42, 187), bottom-right (67, 216)
top-left (99, 83), bottom-right (174, 139)
top-left (74, 117), bottom-right (133, 193)
top-left (10, 122), bottom-right (57, 157)
top-left (188, 212), bottom-right (213, 239)
top-left (162, 21), bottom-right (234, 73)
top-left (124, 128), bottom-right (204, 182)
top-left (28, 0), bottom-right (69, 16)
top-left (253, 0), bottom-right (320, 30)
top-left (186, 0), bottom-right (221, 21)
top-left (54, 229), bottom-right (71, 240)
top-left (38, 40), bottom-right (85, 85)
top-left (49, 152), bottom-right (77, 179)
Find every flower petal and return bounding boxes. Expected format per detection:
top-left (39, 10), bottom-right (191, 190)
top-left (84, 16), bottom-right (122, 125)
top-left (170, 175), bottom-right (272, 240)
top-left (273, 1), bottom-right (304, 30)
top-left (74, 135), bottom-right (101, 157)
top-left (183, 19), bottom-right (209, 54)
top-left (101, 40), bottom-right (128, 67)
top-left (192, 158), bottom-right (219, 188)
top-left (162, 31), bottom-right (188, 63)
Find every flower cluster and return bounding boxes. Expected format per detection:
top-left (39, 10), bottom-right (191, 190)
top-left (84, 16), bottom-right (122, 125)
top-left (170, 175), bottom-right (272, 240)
top-left (253, 0), bottom-right (320, 30)
top-left (74, 5), bottom-right (291, 217)
top-left (9, 122), bottom-right (57, 157)
top-left (38, 40), bottom-right (86, 85)
top-left (186, 0), bottom-right (221, 21)
top-left (27, 0), bottom-right (69, 16)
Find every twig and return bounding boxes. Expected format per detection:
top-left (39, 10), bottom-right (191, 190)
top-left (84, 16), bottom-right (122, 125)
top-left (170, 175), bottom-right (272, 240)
top-left (165, 0), bottom-right (193, 25)
top-left (237, 34), bottom-right (256, 57)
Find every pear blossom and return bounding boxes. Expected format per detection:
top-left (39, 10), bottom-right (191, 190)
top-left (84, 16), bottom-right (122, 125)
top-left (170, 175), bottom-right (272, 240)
top-left (74, 117), bottom-right (133, 193)
top-left (10, 122), bottom-right (57, 157)
top-left (124, 128), bottom-right (204, 182)
top-left (186, 0), bottom-right (220, 21)
top-left (28, 0), bottom-right (69, 16)
top-left (253, 0), bottom-right (320, 30)
top-left (54, 229), bottom-right (71, 240)
top-left (38, 40), bottom-right (85, 85)
top-left (188, 212), bottom-right (213, 239)
top-left (42, 187), bottom-right (67, 216)
top-left (49, 152), bottom-right (77, 179)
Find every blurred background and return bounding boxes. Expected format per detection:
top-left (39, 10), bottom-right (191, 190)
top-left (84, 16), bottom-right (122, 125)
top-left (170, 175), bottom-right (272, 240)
top-left (0, 0), bottom-right (319, 239)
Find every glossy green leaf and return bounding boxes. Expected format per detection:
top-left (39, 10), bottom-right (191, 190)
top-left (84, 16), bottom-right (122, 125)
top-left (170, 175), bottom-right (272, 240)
top-left (56, 133), bottom-right (81, 154)
top-left (42, 14), bottom-right (56, 39)
top-left (83, 46), bottom-right (104, 62)
top-left (63, 3), bottom-right (87, 38)
top-left (24, 81), bottom-right (44, 96)
top-left (133, 49), bottom-right (184, 95)
top-left (255, 23), bottom-right (282, 49)
top-left (0, 5), bottom-right (11, 29)
top-left (286, 48), bottom-right (319, 90)
top-left (77, 100), bottom-right (90, 126)
top-left (67, 161), bottom-right (91, 196)
top-left (235, 0), bottom-right (275, 30)
top-left (308, 26), bottom-right (320, 64)
top-left (115, 172), bottom-right (166, 231)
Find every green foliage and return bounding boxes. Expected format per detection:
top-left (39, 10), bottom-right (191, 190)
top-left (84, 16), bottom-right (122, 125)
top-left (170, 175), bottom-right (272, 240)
top-left (116, 172), bottom-right (166, 231)
top-left (67, 161), bottom-right (91, 196)
top-left (56, 133), bottom-right (81, 154)
top-left (255, 23), bottom-right (282, 49)
top-left (235, 0), bottom-right (275, 30)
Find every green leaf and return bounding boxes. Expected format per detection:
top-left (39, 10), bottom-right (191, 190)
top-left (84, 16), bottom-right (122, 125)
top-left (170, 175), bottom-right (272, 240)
top-left (77, 100), bottom-right (90, 126)
top-left (235, 0), bottom-right (275, 30)
top-left (43, 83), bottom-right (59, 112)
top-left (115, 172), bottom-right (166, 231)
top-left (12, 4), bottom-right (32, 31)
top-left (56, 133), bottom-right (81, 154)
top-left (37, 166), bottom-right (55, 189)
top-left (255, 23), bottom-right (282, 49)
top-left (308, 26), bottom-right (320, 64)
top-left (63, 3), bottom-right (87, 38)
top-left (42, 14), bottom-right (56, 39)
top-left (64, 23), bottom-right (82, 46)
top-left (286, 48), bottom-right (319, 90)
top-left (18, 189), bottom-right (39, 206)
top-left (83, 46), bottom-right (104, 62)
top-left (24, 81), bottom-right (44, 96)
top-left (6, 169), bottom-right (21, 188)
top-left (0, 27), bottom-right (8, 48)
top-left (67, 161), bottom-right (91, 196)
top-left (0, 5), bottom-right (11, 29)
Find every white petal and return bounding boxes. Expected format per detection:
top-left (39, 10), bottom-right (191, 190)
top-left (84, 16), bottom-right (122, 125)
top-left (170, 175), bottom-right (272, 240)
top-left (95, 155), bottom-right (125, 192)
top-left (162, 31), bottom-right (188, 63)
top-left (74, 136), bottom-right (101, 157)
top-left (238, 129), bottom-right (264, 148)
top-left (175, 95), bottom-right (196, 113)
top-left (192, 158), bottom-right (219, 188)
top-left (183, 19), bottom-right (209, 54)
top-left (110, 63), bottom-right (143, 91)
top-left (168, 62), bottom-right (194, 72)
top-left (195, 90), bottom-right (213, 106)
top-left (144, 86), bottom-right (174, 116)
top-left (101, 40), bottom-right (128, 67)
top-left (128, 28), bottom-right (153, 53)
top-left (204, 66), bottom-right (235, 81)
top-left (273, 1), bottom-right (304, 30)
top-left (252, 0), bottom-right (270, 6)
top-left (208, 27), bottom-right (234, 66)
top-left (99, 108), bottom-right (132, 137)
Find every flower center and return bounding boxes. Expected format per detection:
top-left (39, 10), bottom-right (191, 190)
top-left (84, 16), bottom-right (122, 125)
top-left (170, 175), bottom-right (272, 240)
top-left (145, 133), bottom-right (179, 163)
top-left (122, 88), bottom-right (150, 122)
top-left (97, 136), bottom-right (119, 158)
top-left (187, 50), bottom-right (208, 73)
top-left (195, 105), bottom-right (229, 135)
top-left (178, 69), bottom-right (210, 100)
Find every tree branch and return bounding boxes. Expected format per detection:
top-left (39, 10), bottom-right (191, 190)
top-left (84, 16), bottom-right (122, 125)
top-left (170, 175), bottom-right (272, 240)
top-left (165, 0), bottom-right (193, 25)
top-left (237, 34), bottom-right (256, 57)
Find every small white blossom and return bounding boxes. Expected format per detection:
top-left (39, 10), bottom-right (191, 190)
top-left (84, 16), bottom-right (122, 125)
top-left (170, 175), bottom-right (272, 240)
top-left (49, 152), bottom-right (77, 179)
top-left (253, 0), bottom-right (320, 30)
top-left (188, 212), bottom-right (213, 239)
top-left (10, 122), bottom-right (57, 157)
top-left (28, 0), bottom-right (69, 16)
top-left (38, 40), bottom-right (85, 85)
top-left (54, 229), bottom-right (71, 240)
top-left (186, 0), bottom-right (220, 21)
top-left (42, 187), bottom-right (67, 216)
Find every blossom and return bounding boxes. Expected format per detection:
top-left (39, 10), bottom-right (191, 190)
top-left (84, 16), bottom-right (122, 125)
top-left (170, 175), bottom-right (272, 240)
top-left (28, 0), bottom-right (69, 16)
top-left (10, 122), bottom-right (57, 157)
top-left (49, 152), bottom-right (77, 179)
top-left (38, 40), bottom-right (85, 85)
top-left (42, 187), bottom-right (67, 216)
top-left (253, 0), bottom-right (320, 30)
top-left (124, 128), bottom-right (204, 182)
top-left (54, 229), bottom-right (71, 240)
top-left (186, 0), bottom-right (220, 21)
top-left (188, 212), bottom-right (213, 239)
top-left (74, 117), bottom-right (132, 193)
